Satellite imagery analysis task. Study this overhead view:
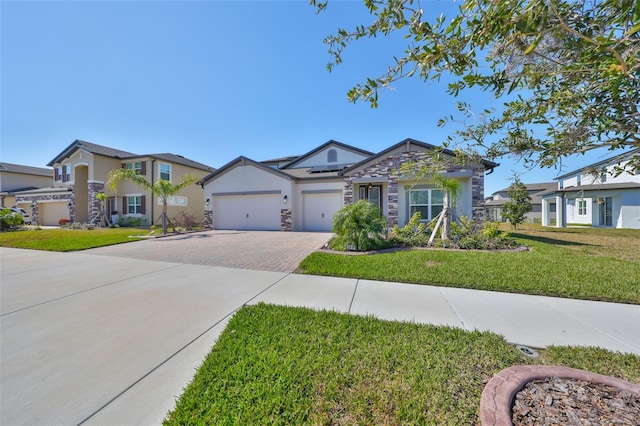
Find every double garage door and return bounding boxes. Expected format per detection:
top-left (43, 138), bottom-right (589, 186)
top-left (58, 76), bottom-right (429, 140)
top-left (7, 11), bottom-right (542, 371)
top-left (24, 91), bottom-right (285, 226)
top-left (213, 191), bottom-right (342, 231)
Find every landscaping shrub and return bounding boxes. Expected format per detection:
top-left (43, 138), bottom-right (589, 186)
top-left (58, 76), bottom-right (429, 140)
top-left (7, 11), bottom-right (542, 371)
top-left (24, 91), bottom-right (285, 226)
top-left (452, 220), bottom-right (519, 250)
top-left (331, 200), bottom-right (388, 251)
top-left (0, 208), bottom-right (23, 231)
top-left (118, 216), bottom-right (147, 227)
top-left (173, 211), bottom-right (197, 231)
top-left (389, 212), bottom-right (430, 247)
top-left (58, 218), bottom-right (71, 227)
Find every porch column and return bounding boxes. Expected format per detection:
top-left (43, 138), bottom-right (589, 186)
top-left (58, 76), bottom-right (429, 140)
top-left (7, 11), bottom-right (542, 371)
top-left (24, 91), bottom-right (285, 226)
top-left (555, 195), bottom-right (563, 227)
top-left (541, 198), bottom-right (549, 226)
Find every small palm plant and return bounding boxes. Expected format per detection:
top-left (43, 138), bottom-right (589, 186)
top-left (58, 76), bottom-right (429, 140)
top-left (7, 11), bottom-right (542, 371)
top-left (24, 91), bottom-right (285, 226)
top-left (108, 169), bottom-right (199, 234)
top-left (332, 200), bottom-right (387, 251)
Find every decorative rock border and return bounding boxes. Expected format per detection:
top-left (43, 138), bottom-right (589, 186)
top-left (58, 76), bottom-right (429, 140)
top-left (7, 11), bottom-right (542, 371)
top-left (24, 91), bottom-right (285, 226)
top-left (480, 365), bottom-right (640, 425)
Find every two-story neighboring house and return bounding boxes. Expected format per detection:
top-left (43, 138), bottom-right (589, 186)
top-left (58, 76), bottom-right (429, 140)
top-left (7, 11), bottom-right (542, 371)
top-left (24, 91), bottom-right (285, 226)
top-left (15, 140), bottom-right (214, 227)
top-left (540, 149), bottom-right (640, 229)
top-left (484, 182), bottom-right (556, 224)
top-left (0, 163), bottom-right (53, 208)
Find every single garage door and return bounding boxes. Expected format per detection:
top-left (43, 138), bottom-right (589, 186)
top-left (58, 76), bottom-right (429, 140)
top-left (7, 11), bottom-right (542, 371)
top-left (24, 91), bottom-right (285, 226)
top-left (213, 193), bottom-right (281, 230)
top-left (303, 192), bottom-right (342, 231)
top-left (39, 202), bottom-right (70, 226)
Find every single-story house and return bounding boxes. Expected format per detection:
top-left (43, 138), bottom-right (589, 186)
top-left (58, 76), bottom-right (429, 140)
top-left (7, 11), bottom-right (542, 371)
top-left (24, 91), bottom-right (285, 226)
top-left (14, 140), bottom-right (214, 226)
top-left (201, 138), bottom-right (498, 231)
top-left (540, 149), bottom-right (640, 229)
top-left (485, 182), bottom-right (557, 223)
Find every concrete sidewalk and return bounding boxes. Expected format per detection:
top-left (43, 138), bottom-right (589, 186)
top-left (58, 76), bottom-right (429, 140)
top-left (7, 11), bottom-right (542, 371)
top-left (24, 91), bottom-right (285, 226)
top-left (1, 248), bottom-right (638, 425)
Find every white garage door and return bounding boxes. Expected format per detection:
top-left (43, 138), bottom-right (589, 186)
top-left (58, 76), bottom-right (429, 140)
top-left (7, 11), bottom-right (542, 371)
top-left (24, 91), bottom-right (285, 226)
top-left (213, 194), bottom-right (281, 230)
top-left (303, 192), bottom-right (343, 231)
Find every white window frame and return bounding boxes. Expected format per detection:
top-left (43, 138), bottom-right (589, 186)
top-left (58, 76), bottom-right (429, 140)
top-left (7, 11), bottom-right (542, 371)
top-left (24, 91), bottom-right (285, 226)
top-left (159, 163), bottom-right (171, 181)
top-left (65, 166), bottom-right (71, 182)
top-left (126, 161), bottom-right (142, 174)
top-left (408, 189), bottom-right (444, 221)
top-left (578, 199), bottom-right (587, 216)
top-left (127, 195), bottom-right (143, 215)
top-left (158, 196), bottom-right (188, 206)
top-left (56, 167), bottom-right (63, 182)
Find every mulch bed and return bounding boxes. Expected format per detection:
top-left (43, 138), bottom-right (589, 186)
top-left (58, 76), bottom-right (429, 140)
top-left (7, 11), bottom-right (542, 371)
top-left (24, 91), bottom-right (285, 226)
top-left (512, 377), bottom-right (640, 425)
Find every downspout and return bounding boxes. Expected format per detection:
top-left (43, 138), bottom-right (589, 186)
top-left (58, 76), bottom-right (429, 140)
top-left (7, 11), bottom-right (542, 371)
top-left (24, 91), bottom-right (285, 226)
top-left (151, 159), bottom-right (156, 225)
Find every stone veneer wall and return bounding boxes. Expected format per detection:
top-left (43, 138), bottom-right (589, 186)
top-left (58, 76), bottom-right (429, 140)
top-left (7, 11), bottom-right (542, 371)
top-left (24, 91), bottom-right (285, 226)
top-left (15, 191), bottom-right (73, 225)
top-left (204, 210), bottom-right (213, 229)
top-left (88, 182), bottom-right (105, 225)
top-left (281, 209), bottom-right (292, 231)
top-left (344, 151), bottom-right (486, 227)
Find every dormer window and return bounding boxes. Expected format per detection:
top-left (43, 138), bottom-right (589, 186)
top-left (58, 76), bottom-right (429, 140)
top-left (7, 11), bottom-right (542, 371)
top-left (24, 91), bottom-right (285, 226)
top-left (577, 174), bottom-right (581, 186)
top-left (327, 149), bottom-right (337, 163)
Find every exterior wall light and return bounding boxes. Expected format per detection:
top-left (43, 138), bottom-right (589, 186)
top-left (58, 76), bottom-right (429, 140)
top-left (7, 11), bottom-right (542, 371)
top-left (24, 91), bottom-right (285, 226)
top-left (205, 198), bottom-right (210, 208)
top-left (283, 195), bottom-right (288, 204)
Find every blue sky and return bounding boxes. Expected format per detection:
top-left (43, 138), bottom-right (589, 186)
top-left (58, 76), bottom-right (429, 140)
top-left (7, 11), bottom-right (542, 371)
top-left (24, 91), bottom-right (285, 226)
top-left (0, 0), bottom-right (620, 195)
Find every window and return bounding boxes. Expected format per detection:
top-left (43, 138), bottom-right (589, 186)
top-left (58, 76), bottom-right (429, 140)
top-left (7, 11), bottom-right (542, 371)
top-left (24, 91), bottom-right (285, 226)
top-left (158, 196), bottom-right (187, 206)
top-left (125, 161), bottom-right (146, 175)
top-left (327, 149), bottom-right (337, 163)
top-left (55, 167), bottom-right (62, 181)
top-left (601, 173), bottom-right (607, 183)
top-left (126, 196), bottom-right (144, 214)
top-left (577, 175), bottom-right (581, 186)
top-left (578, 199), bottom-right (587, 215)
top-left (159, 163), bottom-right (171, 181)
top-left (409, 189), bottom-right (444, 221)
top-left (63, 165), bottom-right (70, 182)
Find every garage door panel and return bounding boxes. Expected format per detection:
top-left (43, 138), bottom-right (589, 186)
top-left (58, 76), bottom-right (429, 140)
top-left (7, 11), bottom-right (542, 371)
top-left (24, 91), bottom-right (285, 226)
top-left (39, 203), bottom-right (70, 226)
top-left (303, 193), bottom-right (342, 231)
top-left (214, 195), bottom-right (280, 230)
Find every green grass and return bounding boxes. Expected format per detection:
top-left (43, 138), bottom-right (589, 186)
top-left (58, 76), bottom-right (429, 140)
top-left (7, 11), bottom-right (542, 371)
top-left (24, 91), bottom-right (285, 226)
top-left (165, 304), bottom-right (640, 425)
top-left (298, 225), bottom-right (640, 304)
top-left (0, 227), bottom-right (149, 251)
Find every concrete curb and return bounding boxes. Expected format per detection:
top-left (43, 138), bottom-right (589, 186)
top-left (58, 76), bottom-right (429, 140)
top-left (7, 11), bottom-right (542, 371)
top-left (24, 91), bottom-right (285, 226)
top-left (479, 365), bottom-right (640, 425)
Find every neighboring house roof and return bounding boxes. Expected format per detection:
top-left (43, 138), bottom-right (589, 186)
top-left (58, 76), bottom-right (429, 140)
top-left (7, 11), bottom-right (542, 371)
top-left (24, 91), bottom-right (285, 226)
top-left (340, 138), bottom-right (499, 175)
top-left (200, 156), bottom-right (295, 185)
top-left (486, 182), bottom-right (556, 206)
top-left (539, 182), bottom-right (640, 197)
top-left (0, 162), bottom-right (53, 177)
top-left (12, 186), bottom-right (72, 195)
top-left (46, 139), bottom-right (215, 172)
top-left (281, 140), bottom-right (374, 169)
top-left (554, 148), bottom-right (640, 180)
top-left (137, 153), bottom-right (215, 172)
top-left (48, 139), bottom-right (136, 166)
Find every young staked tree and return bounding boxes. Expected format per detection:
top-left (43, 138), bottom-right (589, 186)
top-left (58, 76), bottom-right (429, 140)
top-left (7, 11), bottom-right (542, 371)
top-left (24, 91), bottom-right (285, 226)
top-left (107, 169), bottom-right (199, 234)
top-left (502, 177), bottom-right (532, 229)
top-left (312, 0), bottom-right (640, 173)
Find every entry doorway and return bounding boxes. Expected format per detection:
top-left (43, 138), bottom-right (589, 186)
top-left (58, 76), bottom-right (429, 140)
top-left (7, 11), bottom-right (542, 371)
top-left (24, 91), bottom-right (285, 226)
top-left (599, 197), bottom-right (613, 227)
top-left (358, 185), bottom-right (382, 210)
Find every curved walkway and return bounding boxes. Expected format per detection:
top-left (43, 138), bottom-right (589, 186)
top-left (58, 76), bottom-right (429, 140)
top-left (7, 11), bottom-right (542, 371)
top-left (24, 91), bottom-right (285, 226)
top-left (1, 245), bottom-right (638, 425)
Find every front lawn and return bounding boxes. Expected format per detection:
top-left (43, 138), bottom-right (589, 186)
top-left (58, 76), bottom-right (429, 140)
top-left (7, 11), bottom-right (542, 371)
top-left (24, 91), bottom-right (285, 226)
top-left (298, 225), bottom-right (640, 304)
top-left (0, 227), bottom-right (149, 251)
top-left (165, 304), bottom-right (640, 425)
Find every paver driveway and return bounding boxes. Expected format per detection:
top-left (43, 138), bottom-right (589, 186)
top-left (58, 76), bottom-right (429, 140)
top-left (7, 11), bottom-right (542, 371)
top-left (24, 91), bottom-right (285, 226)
top-left (86, 230), bottom-right (333, 272)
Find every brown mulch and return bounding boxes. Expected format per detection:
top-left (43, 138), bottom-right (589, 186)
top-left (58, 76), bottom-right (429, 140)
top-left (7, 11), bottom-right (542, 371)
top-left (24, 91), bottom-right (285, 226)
top-left (512, 377), bottom-right (640, 425)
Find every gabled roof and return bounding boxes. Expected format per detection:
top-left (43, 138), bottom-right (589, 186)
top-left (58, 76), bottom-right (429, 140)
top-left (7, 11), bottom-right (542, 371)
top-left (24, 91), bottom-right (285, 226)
top-left (554, 148), bottom-right (640, 180)
top-left (281, 140), bottom-right (374, 169)
top-left (200, 156), bottom-right (295, 185)
top-left (48, 139), bottom-right (136, 166)
top-left (0, 162), bottom-right (53, 177)
top-left (339, 138), bottom-right (499, 175)
top-left (136, 153), bottom-right (214, 172)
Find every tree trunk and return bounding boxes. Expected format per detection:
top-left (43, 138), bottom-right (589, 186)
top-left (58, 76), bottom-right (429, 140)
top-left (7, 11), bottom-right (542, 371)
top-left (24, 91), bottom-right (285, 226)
top-left (441, 190), bottom-right (450, 241)
top-left (162, 202), bottom-right (168, 234)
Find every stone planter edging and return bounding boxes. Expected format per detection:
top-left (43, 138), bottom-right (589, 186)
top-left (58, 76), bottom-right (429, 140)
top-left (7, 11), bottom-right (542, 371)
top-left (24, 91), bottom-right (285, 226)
top-left (480, 365), bottom-right (640, 425)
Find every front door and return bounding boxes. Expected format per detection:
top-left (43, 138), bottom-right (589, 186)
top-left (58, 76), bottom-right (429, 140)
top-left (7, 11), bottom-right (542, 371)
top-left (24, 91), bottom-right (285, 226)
top-left (359, 185), bottom-right (382, 210)
top-left (599, 197), bottom-right (612, 227)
